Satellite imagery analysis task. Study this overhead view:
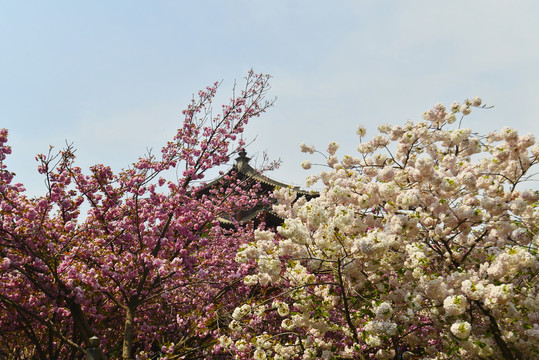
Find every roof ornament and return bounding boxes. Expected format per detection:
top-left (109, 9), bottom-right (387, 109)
top-left (235, 149), bottom-right (251, 171)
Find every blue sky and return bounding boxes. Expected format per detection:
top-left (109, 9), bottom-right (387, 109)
top-left (2, 1), bottom-right (539, 195)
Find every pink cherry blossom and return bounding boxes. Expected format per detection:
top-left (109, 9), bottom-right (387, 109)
top-left (0, 71), bottom-right (275, 359)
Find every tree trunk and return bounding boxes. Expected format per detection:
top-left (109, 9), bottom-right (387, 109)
top-left (475, 301), bottom-right (522, 360)
top-left (122, 305), bottom-right (136, 360)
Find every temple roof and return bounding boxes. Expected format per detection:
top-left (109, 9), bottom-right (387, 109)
top-left (202, 149), bottom-right (317, 227)
top-left (204, 149), bottom-right (313, 197)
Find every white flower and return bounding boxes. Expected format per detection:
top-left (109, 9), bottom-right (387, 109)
top-left (327, 141), bottom-right (339, 155)
top-left (460, 104), bottom-right (471, 115)
top-left (356, 125), bottom-right (367, 137)
top-left (218, 335), bottom-right (232, 348)
top-left (443, 295), bottom-right (467, 316)
top-left (487, 247), bottom-right (536, 280)
top-left (375, 349), bottom-right (396, 360)
top-left (450, 101), bottom-right (461, 112)
top-left (244, 274), bottom-right (259, 286)
top-left (256, 334), bottom-right (272, 349)
top-left (281, 318), bottom-right (295, 330)
top-left (254, 305), bottom-right (267, 316)
top-left (327, 155), bottom-right (338, 167)
top-left (235, 339), bottom-right (248, 352)
top-left (445, 113), bottom-right (457, 124)
top-left (301, 160), bottom-right (312, 170)
top-left (305, 174), bottom-right (320, 187)
top-left (229, 319), bottom-right (242, 331)
top-left (253, 349), bottom-right (267, 360)
top-left (364, 320), bottom-right (398, 336)
top-left (450, 320), bottom-right (471, 339)
top-left (300, 142), bottom-right (315, 154)
top-left (471, 97), bottom-right (482, 107)
top-left (484, 283), bottom-right (514, 306)
top-left (365, 334), bottom-right (382, 347)
top-left (277, 218), bottom-right (309, 245)
top-left (377, 124), bottom-right (392, 134)
top-left (357, 142), bottom-right (373, 154)
top-left (258, 257), bottom-right (281, 281)
top-left (277, 302), bottom-right (289, 317)
top-left (461, 279), bottom-right (485, 301)
top-left (232, 304), bottom-right (251, 321)
top-left (374, 301), bottom-right (393, 319)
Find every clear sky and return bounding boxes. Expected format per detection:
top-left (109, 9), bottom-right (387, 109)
top-left (2, 0), bottom-right (539, 195)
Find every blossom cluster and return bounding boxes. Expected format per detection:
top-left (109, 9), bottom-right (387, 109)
top-left (0, 72), bottom-right (274, 359)
top-left (226, 98), bottom-right (539, 359)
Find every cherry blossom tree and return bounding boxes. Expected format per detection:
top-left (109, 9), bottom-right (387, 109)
top-left (0, 71), bottom-right (274, 359)
top-left (227, 99), bottom-right (539, 360)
